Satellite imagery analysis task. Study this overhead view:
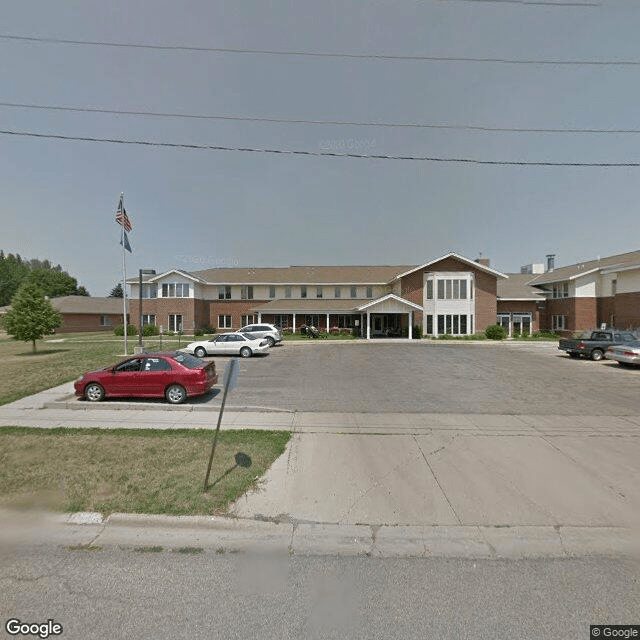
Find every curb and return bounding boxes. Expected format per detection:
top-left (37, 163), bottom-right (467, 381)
top-left (4, 510), bottom-right (638, 559)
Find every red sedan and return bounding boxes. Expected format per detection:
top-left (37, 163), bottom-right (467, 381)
top-left (74, 352), bottom-right (218, 404)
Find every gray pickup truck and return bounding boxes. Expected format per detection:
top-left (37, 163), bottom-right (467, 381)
top-left (558, 330), bottom-right (637, 361)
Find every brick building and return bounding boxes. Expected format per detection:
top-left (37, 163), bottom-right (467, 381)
top-left (129, 253), bottom-right (508, 338)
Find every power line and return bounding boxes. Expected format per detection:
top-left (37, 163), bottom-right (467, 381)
top-left (1, 128), bottom-right (638, 166)
top-left (1, 33), bottom-right (635, 66)
top-left (2, 101), bottom-right (639, 134)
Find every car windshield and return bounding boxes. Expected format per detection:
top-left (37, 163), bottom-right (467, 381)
top-left (240, 333), bottom-right (253, 340)
top-left (171, 352), bottom-right (203, 368)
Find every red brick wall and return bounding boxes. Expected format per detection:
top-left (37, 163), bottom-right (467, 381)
top-left (57, 313), bottom-right (124, 333)
top-left (136, 298), bottom-right (196, 332)
top-left (206, 300), bottom-right (267, 330)
top-left (597, 296), bottom-right (616, 328)
top-left (615, 292), bottom-right (640, 330)
top-left (543, 297), bottom-right (597, 334)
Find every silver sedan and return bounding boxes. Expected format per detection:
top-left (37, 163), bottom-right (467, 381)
top-left (605, 341), bottom-right (640, 366)
top-left (182, 333), bottom-right (270, 358)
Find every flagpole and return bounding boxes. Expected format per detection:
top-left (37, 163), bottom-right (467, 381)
top-left (120, 193), bottom-right (128, 356)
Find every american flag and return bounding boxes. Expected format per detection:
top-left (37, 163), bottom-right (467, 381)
top-left (115, 195), bottom-right (132, 232)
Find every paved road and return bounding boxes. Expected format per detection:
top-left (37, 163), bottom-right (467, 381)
top-left (1, 543), bottom-right (638, 640)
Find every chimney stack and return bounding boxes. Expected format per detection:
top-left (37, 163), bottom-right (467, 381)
top-left (475, 257), bottom-right (490, 267)
top-left (546, 254), bottom-right (555, 272)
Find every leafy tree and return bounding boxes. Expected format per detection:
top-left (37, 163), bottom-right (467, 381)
top-left (108, 283), bottom-right (124, 298)
top-left (0, 251), bottom-right (91, 304)
top-left (1, 282), bottom-right (62, 352)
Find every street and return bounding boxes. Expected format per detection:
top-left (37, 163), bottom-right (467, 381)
top-left (2, 544), bottom-right (638, 640)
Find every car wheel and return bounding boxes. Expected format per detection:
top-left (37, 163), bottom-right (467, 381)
top-left (265, 336), bottom-right (275, 347)
top-left (84, 383), bottom-right (105, 402)
top-left (591, 349), bottom-right (604, 361)
top-left (240, 347), bottom-right (252, 358)
top-left (194, 347), bottom-right (207, 358)
top-left (165, 384), bottom-right (187, 404)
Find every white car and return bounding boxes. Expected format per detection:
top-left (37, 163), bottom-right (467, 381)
top-left (605, 341), bottom-right (640, 366)
top-left (182, 333), bottom-right (270, 358)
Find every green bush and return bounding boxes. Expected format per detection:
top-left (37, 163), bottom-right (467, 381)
top-left (163, 330), bottom-right (175, 336)
top-left (412, 325), bottom-right (422, 339)
top-left (438, 333), bottom-right (454, 340)
top-left (142, 324), bottom-right (160, 337)
top-left (202, 326), bottom-right (217, 335)
top-left (194, 329), bottom-right (204, 337)
top-left (351, 328), bottom-right (359, 338)
top-left (114, 324), bottom-right (138, 336)
top-left (485, 324), bottom-right (507, 340)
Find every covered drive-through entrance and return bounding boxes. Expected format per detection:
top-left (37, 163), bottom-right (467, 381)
top-left (357, 295), bottom-right (423, 340)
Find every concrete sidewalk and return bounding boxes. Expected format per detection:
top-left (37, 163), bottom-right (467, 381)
top-left (1, 382), bottom-right (639, 558)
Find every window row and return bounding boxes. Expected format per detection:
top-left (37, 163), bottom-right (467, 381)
top-left (425, 314), bottom-right (473, 335)
top-left (426, 279), bottom-right (473, 301)
top-left (552, 315), bottom-right (566, 331)
top-left (217, 285), bottom-right (375, 300)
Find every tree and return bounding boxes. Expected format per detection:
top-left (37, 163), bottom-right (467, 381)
top-left (108, 283), bottom-right (124, 298)
top-left (1, 282), bottom-right (62, 352)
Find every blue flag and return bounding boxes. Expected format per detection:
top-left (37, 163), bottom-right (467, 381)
top-left (120, 230), bottom-right (132, 253)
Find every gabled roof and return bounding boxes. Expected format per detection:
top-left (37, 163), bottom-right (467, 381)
top-left (528, 249), bottom-right (640, 286)
top-left (497, 274), bottom-right (546, 301)
top-left (128, 269), bottom-right (205, 284)
top-left (393, 253), bottom-right (508, 280)
top-left (356, 294), bottom-right (423, 312)
top-left (192, 265), bottom-right (414, 285)
top-left (50, 296), bottom-right (128, 314)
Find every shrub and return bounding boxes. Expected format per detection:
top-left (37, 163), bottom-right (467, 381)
top-left (202, 325), bottom-right (217, 335)
top-left (412, 325), bottom-right (422, 339)
top-left (438, 333), bottom-right (454, 340)
top-left (340, 328), bottom-right (351, 335)
top-left (114, 324), bottom-right (138, 336)
top-left (163, 330), bottom-right (175, 336)
top-left (194, 329), bottom-right (204, 337)
top-left (351, 328), bottom-right (359, 338)
top-left (142, 323), bottom-right (160, 337)
top-left (282, 328), bottom-right (293, 335)
top-left (485, 324), bottom-right (507, 340)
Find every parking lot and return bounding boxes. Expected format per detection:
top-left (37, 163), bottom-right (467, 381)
top-left (203, 341), bottom-right (640, 415)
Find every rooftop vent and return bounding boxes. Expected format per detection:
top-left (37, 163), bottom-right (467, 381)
top-left (546, 254), bottom-right (556, 272)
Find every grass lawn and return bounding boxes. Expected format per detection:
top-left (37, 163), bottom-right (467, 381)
top-left (0, 427), bottom-right (290, 516)
top-left (0, 332), bottom-right (196, 406)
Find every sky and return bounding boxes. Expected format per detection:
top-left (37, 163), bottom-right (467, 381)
top-left (1, 0), bottom-right (640, 297)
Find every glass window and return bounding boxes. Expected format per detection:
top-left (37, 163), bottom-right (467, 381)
top-left (142, 357), bottom-right (172, 372)
top-left (445, 280), bottom-right (452, 300)
top-left (453, 315), bottom-right (459, 334)
top-left (446, 315), bottom-right (452, 333)
top-left (350, 286), bottom-right (357, 298)
top-left (142, 314), bottom-right (155, 326)
top-left (285, 286), bottom-right (292, 298)
top-left (171, 352), bottom-right (203, 369)
top-left (168, 314), bottom-right (183, 332)
top-left (218, 286), bottom-right (231, 300)
top-left (437, 315), bottom-right (445, 334)
top-left (460, 280), bottom-right (467, 299)
top-left (460, 315), bottom-right (467, 334)
top-left (301, 286), bottom-right (307, 299)
top-left (612, 280), bottom-right (617, 296)
top-left (241, 286), bottom-right (253, 300)
top-left (334, 287), bottom-right (341, 298)
top-left (426, 280), bottom-right (433, 300)
top-left (241, 315), bottom-right (255, 326)
top-left (269, 286), bottom-right (276, 298)
top-left (100, 315), bottom-right (110, 326)
top-left (218, 315), bottom-right (232, 328)
top-left (426, 315), bottom-right (433, 334)
top-left (453, 280), bottom-right (460, 299)
top-left (317, 287), bottom-right (323, 298)
top-left (437, 281), bottom-right (445, 300)
top-left (366, 286), bottom-right (373, 298)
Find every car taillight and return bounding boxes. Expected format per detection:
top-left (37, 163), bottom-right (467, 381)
top-left (623, 351), bottom-right (636, 356)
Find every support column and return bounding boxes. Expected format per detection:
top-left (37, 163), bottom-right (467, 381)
top-left (326, 313), bottom-right (330, 333)
top-left (257, 312), bottom-right (261, 323)
top-left (367, 311), bottom-right (371, 340)
top-left (409, 312), bottom-right (413, 339)
top-left (293, 314), bottom-right (296, 332)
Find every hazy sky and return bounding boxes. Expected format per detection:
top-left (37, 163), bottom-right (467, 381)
top-left (2, 0), bottom-right (639, 296)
